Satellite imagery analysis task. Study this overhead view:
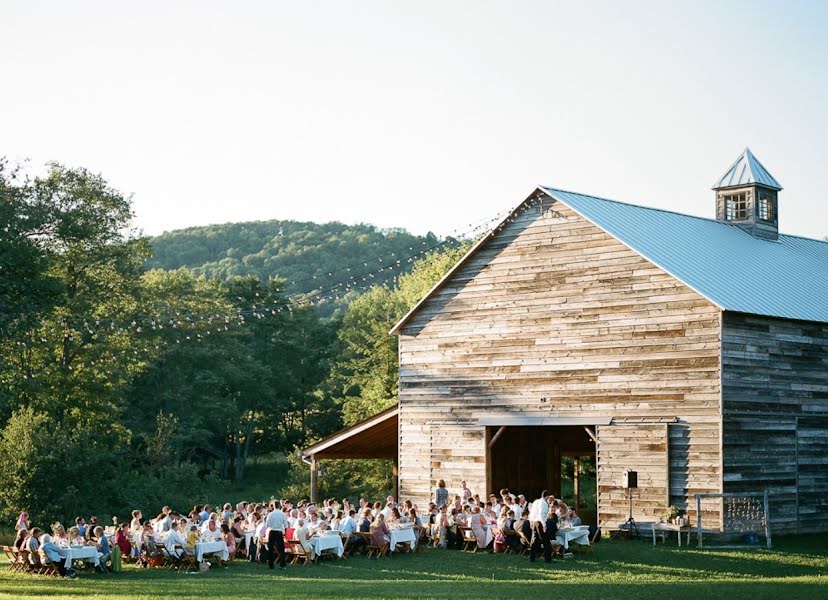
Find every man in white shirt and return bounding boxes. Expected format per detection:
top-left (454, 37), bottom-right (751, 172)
top-left (165, 521), bottom-right (187, 558)
top-left (528, 490), bottom-right (552, 563)
top-left (202, 520), bottom-right (223, 542)
top-left (157, 507), bottom-right (172, 533)
top-left (265, 500), bottom-right (287, 571)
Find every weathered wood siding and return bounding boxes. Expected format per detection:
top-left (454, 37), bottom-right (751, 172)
top-left (397, 197), bottom-right (722, 527)
top-left (722, 312), bottom-right (828, 533)
top-left (596, 424), bottom-right (669, 522)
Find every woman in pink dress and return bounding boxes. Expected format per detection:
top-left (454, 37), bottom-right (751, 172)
top-left (469, 507), bottom-right (487, 549)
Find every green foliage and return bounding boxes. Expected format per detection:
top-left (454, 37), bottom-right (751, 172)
top-left (0, 158), bottom-right (472, 527)
top-left (146, 220), bottom-right (450, 317)
top-left (329, 244), bottom-right (472, 425)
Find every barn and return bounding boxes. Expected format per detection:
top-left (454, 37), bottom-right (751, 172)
top-left (303, 149), bottom-right (828, 534)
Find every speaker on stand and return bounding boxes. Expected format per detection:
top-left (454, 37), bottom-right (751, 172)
top-left (611, 469), bottom-right (640, 540)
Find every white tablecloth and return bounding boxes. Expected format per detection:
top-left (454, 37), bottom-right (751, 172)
top-left (389, 527), bottom-right (417, 552)
top-left (310, 534), bottom-right (344, 558)
top-left (244, 531), bottom-right (255, 549)
top-left (63, 545), bottom-right (101, 568)
top-left (196, 540), bottom-right (229, 562)
top-left (556, 526), bottom-right (590, 549)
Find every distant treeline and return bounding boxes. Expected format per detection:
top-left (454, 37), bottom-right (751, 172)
top-left (0, 159), bottom-right (470, 525)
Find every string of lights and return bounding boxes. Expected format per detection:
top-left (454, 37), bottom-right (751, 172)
top-left (6, 195), bottom-right (544, 375)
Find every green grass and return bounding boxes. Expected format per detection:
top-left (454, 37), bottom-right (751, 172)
top-left (2, 534), bottom-right (826, 600)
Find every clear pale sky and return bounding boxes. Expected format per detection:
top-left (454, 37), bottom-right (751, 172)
top-left (2, 1), bottom-right (826, 239)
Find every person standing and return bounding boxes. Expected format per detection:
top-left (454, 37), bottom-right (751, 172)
top-left (528, 490), bottom-right (551, 563)
top-left (265, 500), bottom-right (287, 571)
top-left (434, 480), bottom-right (449, 508)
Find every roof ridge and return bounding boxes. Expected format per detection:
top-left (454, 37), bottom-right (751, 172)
top-left (541, 185), bottom-right (733, 226)
top-left (543, 185), bottom-right (827, 245)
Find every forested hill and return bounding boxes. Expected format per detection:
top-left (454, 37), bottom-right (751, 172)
top-left (147, 220), bottom-right (453, 304)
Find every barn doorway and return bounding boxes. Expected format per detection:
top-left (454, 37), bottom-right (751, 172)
top-left (486, 425), bottom-right (597, 523)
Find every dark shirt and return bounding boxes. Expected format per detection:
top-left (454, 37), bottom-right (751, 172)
top-left (515, 518), bottom-right (531, 539)
top-left (358, 517), bottom-right (371, 533)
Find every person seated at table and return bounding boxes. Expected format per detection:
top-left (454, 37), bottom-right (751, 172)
top-left (202, 519), bottom-right (223, 542)
top-left (445, 508), bottom-right (462, 549)
top-left (432, 506), bottom-right (448, 548)
top-left (567, 507), bottom-right (581, 527)
top-left (493, 508), bottom-right (509, 553)
top-left (388, 507), bottom-right (406, 527)
top-left (13, 528), bottom-right (28, 551)
top-left (339, 509), bottom-right (356, 536)
top-left (113, 523), bottom-right (132, 560)
top-left (254, 515), bottom-right (269, 562)
top-left (164, 521), bottom-right (188, 558)
top-left (371, 501), bottom-right (382, 519)
top-left (75, 517), bottom-right (87, 539)
top-left (307, 510), bottom-right (322, 533)
top-left (482, 502), bottom-right (497, 524)
top-left (220, 523), bottom-right (236, 555)
top-left (199, 505), bottom-right (211, 523)
top-left (358, 509), bottom-right (373, 533)
top-left (40, 534), bottom-right (76, 578)
top-left (24, 527), bottom-right (42, 561)
top-left (230, 516), bottom-right (245, 553)
top-left (468, 506), bottom-right (488, 550)
top-left (185, 525), bottom-right (199, 554)
top-left (330, 510), bottom-right (342, 531)
top-left (514, 509), bottom-right (532, 548)
top-left (140, 523), bottom-right (162, 567)
top-left (92, 526), bottom-right (110, 571)
top-left (221, 503), bottom-right (234, 524)
top-left (130, 510), bottom-right (143, 532)
top-left (370, 513), bottom-right (390, 555)
top-left (52, 523), bottom-right (69, 546)
top-left (67, 525), bottom-right (86, 546)
top-left (292, 518), bottom-right (316, 561)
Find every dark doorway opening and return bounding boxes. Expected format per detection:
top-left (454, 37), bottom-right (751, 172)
top-left (487, 425), bottom-right (596, 521)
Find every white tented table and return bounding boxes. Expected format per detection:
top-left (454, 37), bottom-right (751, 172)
top-left (310, 534), bottom-right (344, 558)
top-left (244, 531), bottom-right (255, 550)
top-left (196, 540), bottom-right (229, 562)
top-left (63, 545), bottom-right (101, 568)
top-left (556, 526), bottom-right (590, 550)
top-left (389, 527), bottom-right (417, 552)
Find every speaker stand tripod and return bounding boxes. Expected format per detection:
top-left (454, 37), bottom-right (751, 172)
top-left (611, 488), bottom-right (640, 540)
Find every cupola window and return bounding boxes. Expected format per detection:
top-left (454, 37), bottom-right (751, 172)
top-left (724, 192), bottom-right (748, 220)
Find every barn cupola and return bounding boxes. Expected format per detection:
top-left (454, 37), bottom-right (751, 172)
top-left (712, 148), bottom-right (782, 240)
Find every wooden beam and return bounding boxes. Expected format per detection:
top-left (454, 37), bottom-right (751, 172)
top-left (574, 457), bottom-right (581, 510)
top-left (488, 426), bottom-right (507, 449)
top-left (310, 456), bottom-right (318, 504)
top-left (583, 426), bottom-right (598, 444)
top-left (392, 459), bottom-right (399, 501)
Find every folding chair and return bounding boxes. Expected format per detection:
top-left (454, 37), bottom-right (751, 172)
top-left (176, 546), bottom-right (198, 572)
top-left (159, 544), bottom-right (183, 570)
top-left (501, 528), bottom-right (516, 554)
top-left (37, 551), bottom-right (61, 577)
top-left (517, 531), bottom-right (532, 556)
top-left (286, 540), bottom-right (310, 565)
top-left (2, 546), bottom-right (21, 573)
top-left (460, 527), bottom-right (478, 553)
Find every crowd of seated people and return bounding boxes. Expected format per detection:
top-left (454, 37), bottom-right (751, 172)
top-left (7, 485), bottom-right (591, 577)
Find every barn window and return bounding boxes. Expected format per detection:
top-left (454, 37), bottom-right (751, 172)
top-left (724, 193), bottom-right (747, 220)
top-left (758, 191), bottom-right (774, 221)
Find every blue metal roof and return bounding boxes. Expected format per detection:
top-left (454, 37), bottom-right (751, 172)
top-left (713, 147), bottom-right (782, 190)
top-left (541, 187), bottom-right (828, 324)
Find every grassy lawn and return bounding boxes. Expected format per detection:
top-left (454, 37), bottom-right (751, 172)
top-left (1, 535), bottom-right (826, 600)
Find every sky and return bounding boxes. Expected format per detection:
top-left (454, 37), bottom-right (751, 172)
top-left (1, 0), bottom-right (826, 239)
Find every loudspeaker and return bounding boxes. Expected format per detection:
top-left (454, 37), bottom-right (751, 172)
top-left (623, 470), bottom-right (638, 489)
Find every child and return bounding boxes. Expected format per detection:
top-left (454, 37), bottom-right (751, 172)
top-left (186, 525), bottom-right (199, 554)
